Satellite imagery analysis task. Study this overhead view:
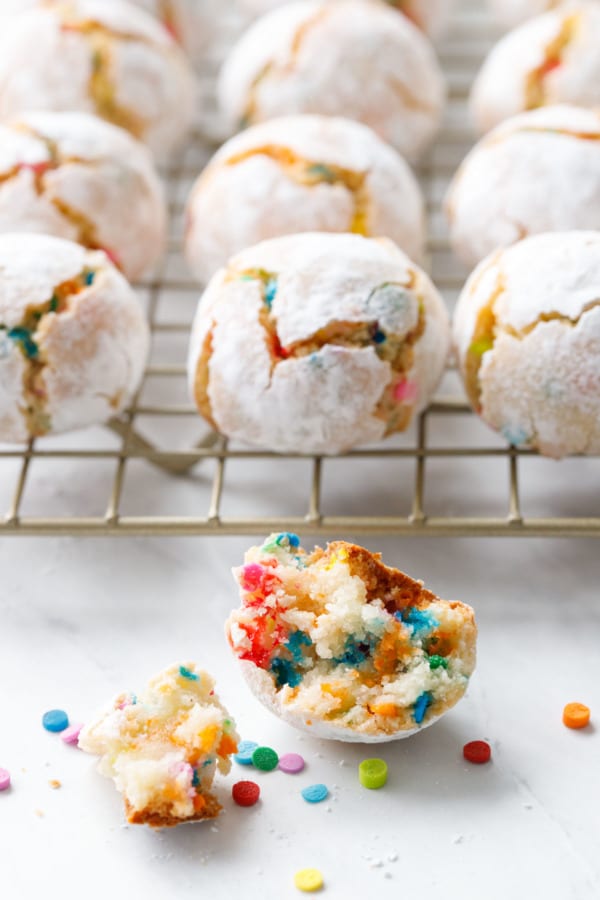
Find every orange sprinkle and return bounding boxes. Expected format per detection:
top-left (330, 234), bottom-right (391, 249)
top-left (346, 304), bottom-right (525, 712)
top-left (193, 793), bottom-right (207, 813)
top-left (563, 702), bottom-right (590, 730)
top-left (217, 734), bottom-right (238, 757)
top-left (48, 779), bottom-right (61, 790)
top-left (370, 701), bottom-right (397, 717)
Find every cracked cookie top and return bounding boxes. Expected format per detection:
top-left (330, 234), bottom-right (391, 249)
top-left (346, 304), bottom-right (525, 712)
top-left (471, 4), bottom-right (600, 134)
top-left (454, 231), bottom-right (600, 457)
top-left (218, 0), bottom-right (445, 162)
top-left (446, 104), bottom-right (600, 266)
top-left (187, 232), bottom-right (449, 455)
top-left (0, 110), bottom-right (166, 280)
top-left (185, 114), bottom-right (425, 283)
top-left (0, 0), bottom-right (195, 159)
top-left (0, 232), bottom-right (149, 442)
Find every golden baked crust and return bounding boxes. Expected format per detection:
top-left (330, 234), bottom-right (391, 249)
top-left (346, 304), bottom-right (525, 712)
top-left (310, 541), bottom-right (438, 612)
top-left (125, 791), bottom-right (222, 828)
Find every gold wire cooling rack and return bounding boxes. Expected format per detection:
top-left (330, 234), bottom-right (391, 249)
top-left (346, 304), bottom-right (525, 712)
top-left (1, 0), bottom-right (599, 538)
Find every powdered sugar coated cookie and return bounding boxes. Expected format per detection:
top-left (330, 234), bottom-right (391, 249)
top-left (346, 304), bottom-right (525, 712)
top-left (471, 4), bottom-right (600, 134)
top-left (0, 233), bottom-right (149, 442)
top-left (0, 111), bottom-right (166, 280)
top-left (446, 105), bottom-right (600, 266)
top-left (454, 231), bottom-right (600, 458)
top-left (218, 0), bottom-right (445, 162)
top-left (185, 115), bottom-right (425, 284)
top-left (188, 232), bottom-right (450, 455)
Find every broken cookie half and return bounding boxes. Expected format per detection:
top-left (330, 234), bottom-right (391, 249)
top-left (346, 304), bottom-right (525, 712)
top-left (79, 663), bottom-right (239, 827)
top-left (226, 534), bottom-right (477, 742)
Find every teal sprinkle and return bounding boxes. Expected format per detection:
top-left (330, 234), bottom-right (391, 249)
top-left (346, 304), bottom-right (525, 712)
top-left (276, 532), bottom-right (300, 548)
top-left (306, 163), bottom-right (336, 182)
top-left (270, 657), bottom-right (302, 688)
top-left (192, 768), bottom-right (201, 787)
top-left (285, 630), bottom-right (312, 665)
top-left (373, 329), bottom-right (386, 344)
top-left (8, 327), bottom-right (38, 358)
top-left (84, 270), bottom-right (95, 286)
top-left (428, 655), bottom-right (449, 670)
top-left (202, 758), bottom-right (213, 768)
top-left (179, 665), bottom-right (199, 681)
top-left (264, 278), bottom-right (278, 309)
top-left (131, 694), bottom-right (137, 705)
top-left (333, 634), bottom-right (378, 669)
top-left (396, 607), bottom-right (438, 638)
top-left (413, 691), bottom-right (433, 724)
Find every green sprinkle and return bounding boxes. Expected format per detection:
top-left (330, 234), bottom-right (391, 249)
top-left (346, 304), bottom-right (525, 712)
top-left (469, 336), bottom-right (494, 357)
top-left (251, 746), bottom-right (279, 772)
top-left (178, 665), bottom-right (199, 681)
top-left (49, 296), bottom-right (59, 312)
top-left (359, 758), bottom-right (388, 790)
top-left (428, 655), bottom-right (449, 670)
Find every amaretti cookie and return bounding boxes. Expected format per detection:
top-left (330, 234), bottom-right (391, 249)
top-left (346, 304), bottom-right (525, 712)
top-left (185, 115), bottom-right (425, 284)
top-left (471, 4), bottom-right (600, 134)
top-left (446, 105), bottom-right (600, 267)
top-left (0, 233), bottom-right (149, 443)
top-left (0, 111), bottom-right (166, 281)
top-left (0, 0), bottom-right (195, 159)
top-left (226, 534), bottom-right (477, 742)
top-left (218, 0), bottom-right (445, 161)
top-left (187, 232), bottom-right (450, 455)
top-left (454, 231), bottom-right (600, 458)
top-left (79, 663), bottom-right (240, 827)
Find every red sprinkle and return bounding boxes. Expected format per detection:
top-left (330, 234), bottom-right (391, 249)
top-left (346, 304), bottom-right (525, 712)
top-left (463, 740), bottom-right (491, 764)
top-left (232, 780), bottom-right (260, 807)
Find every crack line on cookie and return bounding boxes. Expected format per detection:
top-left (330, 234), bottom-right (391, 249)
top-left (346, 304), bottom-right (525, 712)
top-left (524, 12), bottom-right (581, 109)
top-left (239, 6), bottom-right (334, 128)
top-left (222, 144), bottom-right (371, 235)
top-left (0, 267), bottom-right (97, 436)
top-left (58, 10), bottom-right (150, 138)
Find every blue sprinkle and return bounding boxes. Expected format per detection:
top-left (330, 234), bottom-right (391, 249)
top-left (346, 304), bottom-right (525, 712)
top-left (234, 740), bottom-right (259, 765)
top-left (301, 783), bottom-right (329, 804)
top-left (333, 634), bottom-right (377, 668)
top-left (413, 691), bottom-right (433, 725)
top-left (179, 665), bottom-right (199, 681)
top-left (264, 278), bottom-right (278, 309)
top-left (286, 630), bottom-right (312, 665)
top-left (373, 329), bottom-right (386, 344)
top-left (276, 532), bottom-right (300, 548)
top-left (271, 657), bottom-right (303, 688)
top-left (8, 327), bottom-right (38, 358)
top-left (501, 424), bottom-right (529, 447)
top-left (84, 270), bottom-right (95, 286)
top-left (42, 709), bottom-right (69, 733)
top-left (192, 768), bottom-right (201, 787)
top-left (396, 607), bottom-right (438, 639)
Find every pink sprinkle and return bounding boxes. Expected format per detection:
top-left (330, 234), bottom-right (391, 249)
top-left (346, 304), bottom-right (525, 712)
top-left (21, 161), bottom-right (49, 177)
top-left (61, 724), bottom-right (83, 745)
top-left (394, 380), bottom-right (418, 404)
top-left (0, 768), bottom-right (10, 791)
top-left (278, 753), bottom-right (305, 774)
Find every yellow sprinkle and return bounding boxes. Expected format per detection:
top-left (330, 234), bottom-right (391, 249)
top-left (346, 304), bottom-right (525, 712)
top-left (294, 868), bottom-right (324, 892)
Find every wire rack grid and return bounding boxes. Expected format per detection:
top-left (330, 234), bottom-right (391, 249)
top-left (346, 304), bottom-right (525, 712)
top-left (1, 0), bottom-right (599, 538)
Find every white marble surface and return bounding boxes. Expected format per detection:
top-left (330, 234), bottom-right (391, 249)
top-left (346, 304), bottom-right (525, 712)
top-left (1, 533), bottom-right (599, 900)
